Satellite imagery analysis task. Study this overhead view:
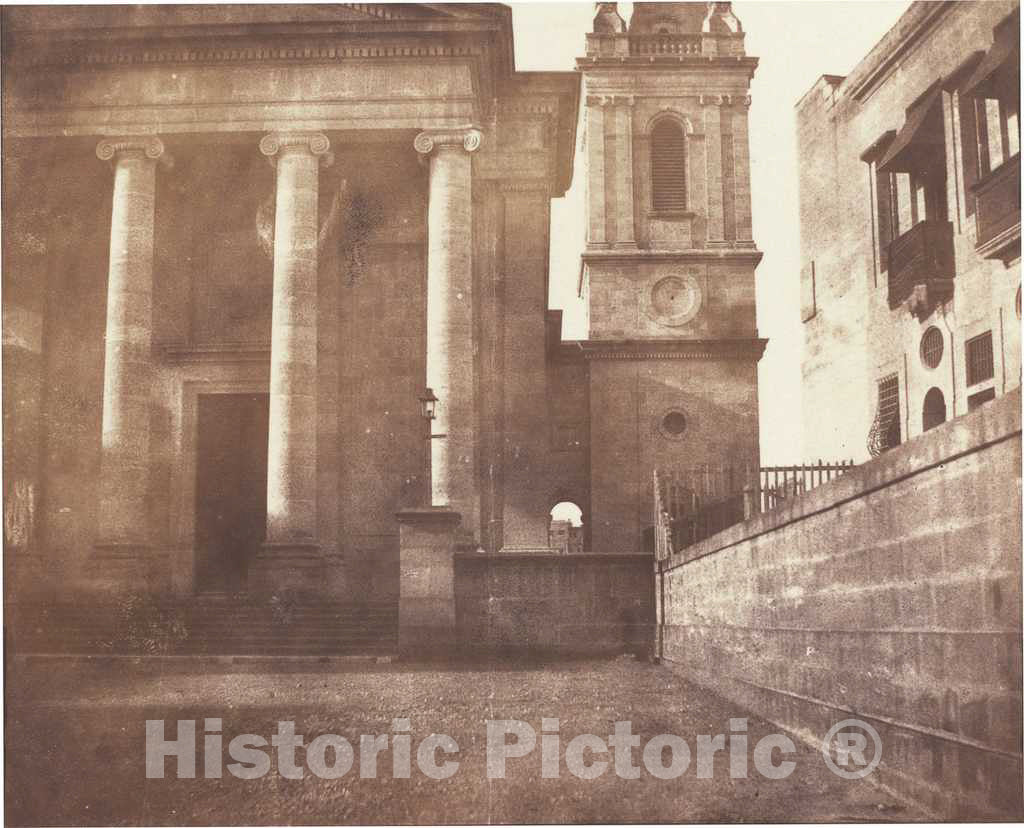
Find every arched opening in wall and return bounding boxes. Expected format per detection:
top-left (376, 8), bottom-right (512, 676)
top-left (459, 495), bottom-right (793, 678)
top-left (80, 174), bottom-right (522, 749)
top-left (922, 387), bottom-right (947, 432)
top-left (651, 120), bottom-right (687, 212)
top-left (549, 501), bottom-right (584, 555)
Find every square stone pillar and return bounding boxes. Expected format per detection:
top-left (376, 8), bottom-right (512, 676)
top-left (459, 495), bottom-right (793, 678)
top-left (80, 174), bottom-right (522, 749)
top-left (397, 507), bottom-right (462, 656)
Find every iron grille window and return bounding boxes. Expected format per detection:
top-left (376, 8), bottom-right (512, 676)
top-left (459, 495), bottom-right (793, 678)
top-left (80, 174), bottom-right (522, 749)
top-left (965, 331), bottom-right (994, 386)
top-left (920, 326), bottom-right (944, 369)
top-left (651, 121), bottom-right (687, 211)
top-left (870, 374), bottom-right (902, 454)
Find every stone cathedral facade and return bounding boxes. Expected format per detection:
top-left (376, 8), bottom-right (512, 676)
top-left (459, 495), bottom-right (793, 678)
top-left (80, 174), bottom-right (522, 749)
top-left (3, 3), bottom-right (761, 646)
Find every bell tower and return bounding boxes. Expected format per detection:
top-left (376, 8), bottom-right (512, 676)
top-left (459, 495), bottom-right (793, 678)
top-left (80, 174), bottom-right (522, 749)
top-left (575, 2), bottom-right (766, 554)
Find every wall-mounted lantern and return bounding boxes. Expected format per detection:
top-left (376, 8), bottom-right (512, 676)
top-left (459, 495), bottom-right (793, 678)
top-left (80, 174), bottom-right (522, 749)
top-left (419, 388), bottom-right (438, 421)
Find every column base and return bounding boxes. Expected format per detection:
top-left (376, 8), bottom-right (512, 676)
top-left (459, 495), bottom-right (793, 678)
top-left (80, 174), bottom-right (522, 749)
top-left (249, 542), bottom-right (324, 597)
top-left (90, 543), bottom-right (169, 594)
top-left (397, 508), bottom-right (461, 658)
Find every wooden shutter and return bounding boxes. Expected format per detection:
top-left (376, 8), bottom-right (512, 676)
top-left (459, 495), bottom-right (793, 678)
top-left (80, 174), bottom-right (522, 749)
top-left (651, 121), bottom-right (687, 211)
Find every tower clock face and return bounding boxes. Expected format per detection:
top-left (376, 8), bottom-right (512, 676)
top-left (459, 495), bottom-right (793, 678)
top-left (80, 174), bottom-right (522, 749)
top-left (649, 274), bottom-right (702, 327)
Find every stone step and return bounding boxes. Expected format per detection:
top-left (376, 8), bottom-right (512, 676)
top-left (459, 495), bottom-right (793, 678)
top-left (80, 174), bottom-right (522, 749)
top-left (11, 598), bottom-right (399, 656)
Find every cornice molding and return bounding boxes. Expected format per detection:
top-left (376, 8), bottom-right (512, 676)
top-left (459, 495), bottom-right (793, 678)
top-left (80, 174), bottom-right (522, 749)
top-left (555, 338), bottom-right (768, 363)
top-left (582, 247), bottom-right (763, 266)
top-left (847, 1), bottom-right (954, 102)
top-left (576, 55), bottom-right (759, 77)
top-left (8, 40), bottom-right (493, 69)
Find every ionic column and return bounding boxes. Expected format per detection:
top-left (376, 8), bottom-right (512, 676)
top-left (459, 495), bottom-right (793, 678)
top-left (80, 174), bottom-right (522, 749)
top-left (414, 127), bottom-right (482, 526)
top-left (95, 136), bottom-right (165, 556)
top-left (253, 132), bottom-right (331, 591)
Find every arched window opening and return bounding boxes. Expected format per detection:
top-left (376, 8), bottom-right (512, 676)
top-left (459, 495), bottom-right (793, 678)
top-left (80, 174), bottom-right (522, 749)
top-left (549, 502), bottom-right (584, 554)
top-left (922, 387), bottom-right (947, 432)
top-left (651, 120), bottom-right (687, 212)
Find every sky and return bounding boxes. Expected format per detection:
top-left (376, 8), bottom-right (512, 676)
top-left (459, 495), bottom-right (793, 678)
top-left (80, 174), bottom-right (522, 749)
top-left (510, 0), bottom-right (911, 463)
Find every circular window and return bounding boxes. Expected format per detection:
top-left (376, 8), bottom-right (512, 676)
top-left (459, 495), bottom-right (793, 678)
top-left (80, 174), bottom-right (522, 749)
top-left (660, 411), bottom-right (687, 437)
top-left (920, 326), bottom-right (944, 369)
top-left (647, 274), bottom-right (702, 327)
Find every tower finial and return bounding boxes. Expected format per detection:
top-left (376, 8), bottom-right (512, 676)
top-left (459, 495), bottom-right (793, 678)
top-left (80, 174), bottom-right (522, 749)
top-left (592, 2), bottom-right (626, 34)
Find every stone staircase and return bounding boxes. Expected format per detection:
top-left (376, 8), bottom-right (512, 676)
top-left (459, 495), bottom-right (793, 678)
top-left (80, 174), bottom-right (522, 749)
top-left (8, 593), bottom-right (398, 657)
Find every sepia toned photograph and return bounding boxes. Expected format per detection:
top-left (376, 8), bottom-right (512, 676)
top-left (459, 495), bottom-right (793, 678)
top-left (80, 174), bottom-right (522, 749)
top-left (1, 0), bottom-right (1021, 823)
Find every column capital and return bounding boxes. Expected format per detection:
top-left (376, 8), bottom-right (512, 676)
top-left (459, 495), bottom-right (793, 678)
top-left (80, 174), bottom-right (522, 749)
top-left (414, 126), bottom-right (482, 156)
top-left (585, 94), bottom-right (634, 109)
top-left (259, 132), bottom-right (333, 166)
top-left (96, 136), bottom-right (166, 163)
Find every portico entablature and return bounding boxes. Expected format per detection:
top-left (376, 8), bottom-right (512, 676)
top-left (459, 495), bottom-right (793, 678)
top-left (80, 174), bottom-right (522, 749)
top-left (5, 59), bottom-right (482, 139)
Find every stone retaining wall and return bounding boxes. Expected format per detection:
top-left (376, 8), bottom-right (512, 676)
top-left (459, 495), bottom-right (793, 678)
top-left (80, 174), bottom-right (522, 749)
top-left (658, 389), bottom-right (1022, 819)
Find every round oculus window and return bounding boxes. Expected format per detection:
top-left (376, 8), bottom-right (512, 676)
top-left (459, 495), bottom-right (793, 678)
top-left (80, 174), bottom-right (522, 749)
top-left (659, 410), bottom-right (688, 439)
top-left (920, 326), bottom-right (944, 370)
top-left (648, 274), bottom-right (702, 327)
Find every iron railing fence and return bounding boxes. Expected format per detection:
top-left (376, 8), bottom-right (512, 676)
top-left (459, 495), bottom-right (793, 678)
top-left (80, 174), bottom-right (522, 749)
top-left (654, 460), bottom-right (855, 560)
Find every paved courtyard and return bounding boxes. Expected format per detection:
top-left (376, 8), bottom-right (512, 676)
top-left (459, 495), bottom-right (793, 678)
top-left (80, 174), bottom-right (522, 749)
top-left (6, 657), bottom-right (915, 825)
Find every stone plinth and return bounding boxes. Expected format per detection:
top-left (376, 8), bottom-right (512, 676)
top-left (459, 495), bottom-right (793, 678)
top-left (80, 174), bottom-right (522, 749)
top-left (397, 507), bottom-right (462, 656)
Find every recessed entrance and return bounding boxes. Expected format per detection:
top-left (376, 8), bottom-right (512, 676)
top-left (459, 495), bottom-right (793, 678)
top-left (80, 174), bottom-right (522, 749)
top-left (195, 393), bottom-right (269, 593)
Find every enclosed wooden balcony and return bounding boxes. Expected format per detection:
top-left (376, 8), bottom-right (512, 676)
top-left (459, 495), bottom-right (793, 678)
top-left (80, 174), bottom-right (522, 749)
top-left (887, 219), bottom-right (955, 310)
top-left (973, 154), bottom-right (1020, 262)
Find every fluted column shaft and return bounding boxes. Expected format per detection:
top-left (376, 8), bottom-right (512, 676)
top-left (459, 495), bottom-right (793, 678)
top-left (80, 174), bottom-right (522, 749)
top-left (96, 136), bottom-right (164, 546)
top-left (414, 127), bottom-right (481, 524)
top-left (259, 132), bottom-right (330, 545)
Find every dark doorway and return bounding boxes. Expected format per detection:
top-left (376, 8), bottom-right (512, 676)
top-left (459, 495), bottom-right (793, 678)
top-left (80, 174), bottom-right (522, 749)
top-left (195, 393), bottom-right (269, 593)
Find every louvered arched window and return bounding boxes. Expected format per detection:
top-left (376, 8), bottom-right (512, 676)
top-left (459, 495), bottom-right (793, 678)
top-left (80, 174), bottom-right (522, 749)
top-left (651, 120), bottom-right (687, 211)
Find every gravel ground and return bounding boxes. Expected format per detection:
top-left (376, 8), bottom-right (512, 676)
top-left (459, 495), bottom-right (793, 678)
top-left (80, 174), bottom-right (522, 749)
top-left (5, 656), bottom-right (915, 825)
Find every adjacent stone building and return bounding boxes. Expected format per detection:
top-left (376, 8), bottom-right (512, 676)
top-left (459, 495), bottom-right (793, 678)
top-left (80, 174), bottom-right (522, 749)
top-left (798, 0), bottom-right (1020, 461)
top-left (2, 2), bottom-right (762, 649)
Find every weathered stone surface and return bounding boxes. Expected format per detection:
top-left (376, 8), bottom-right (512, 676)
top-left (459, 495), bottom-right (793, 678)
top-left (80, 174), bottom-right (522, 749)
top-left (659, 389), bottom-right (1023, 819)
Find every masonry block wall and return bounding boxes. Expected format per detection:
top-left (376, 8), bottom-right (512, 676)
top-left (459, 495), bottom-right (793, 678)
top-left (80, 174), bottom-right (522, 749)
top-left (658, 389), bottom-right (1022, 819)
top-left (455, 552), bottom-right (653, 654)
top-left (587, 356), bottom-right (759, 555)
